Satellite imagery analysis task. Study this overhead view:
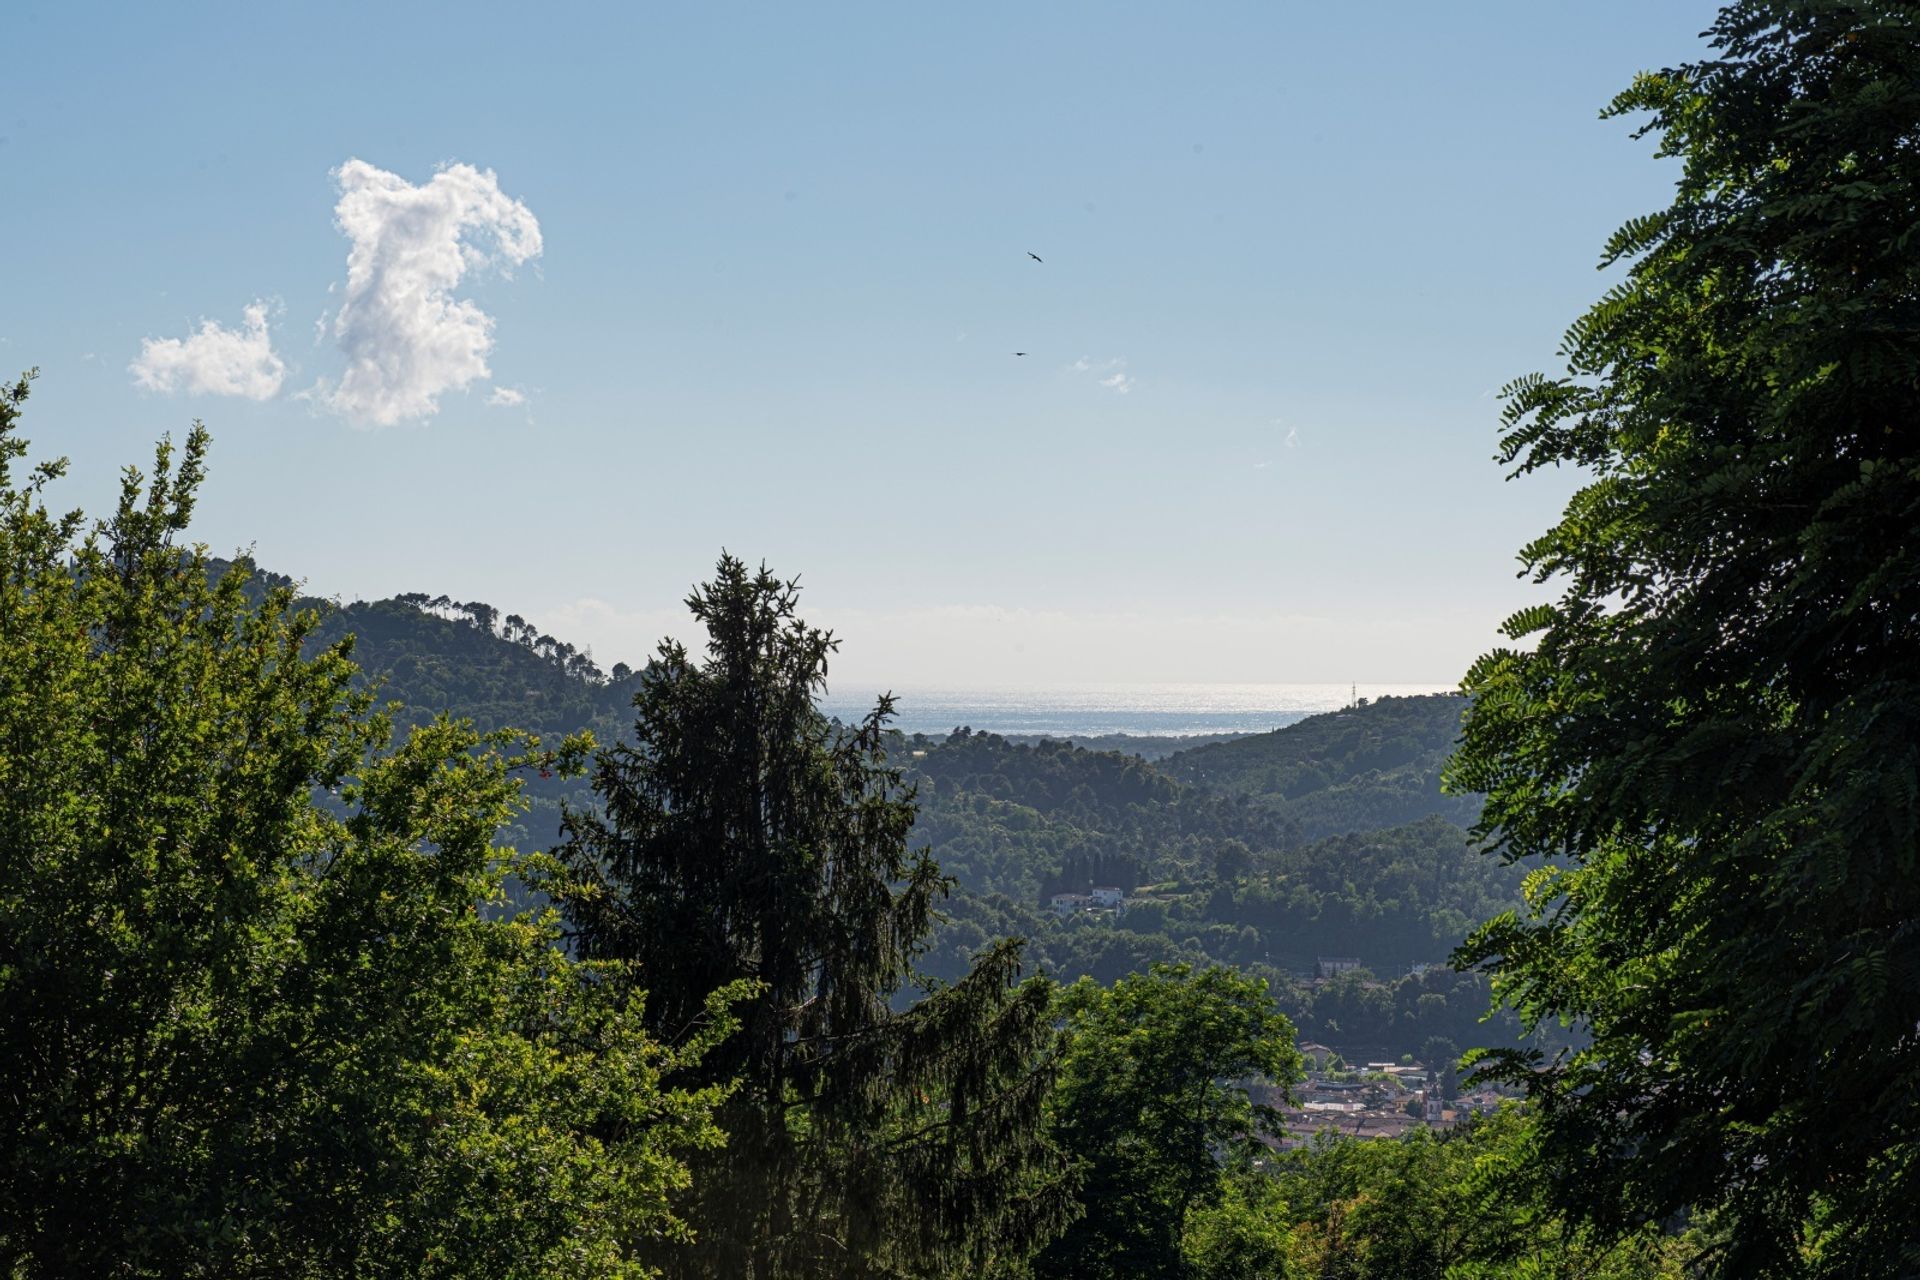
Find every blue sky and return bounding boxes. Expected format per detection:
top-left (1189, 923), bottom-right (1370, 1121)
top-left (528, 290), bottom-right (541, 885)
top-left (4, 1), bottom-right (1720, 686)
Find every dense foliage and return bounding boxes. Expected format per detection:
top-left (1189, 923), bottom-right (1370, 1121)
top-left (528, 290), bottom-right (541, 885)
top-left (0, 370), bottom-right (1676, 1276)
top-left (1201, 817), bottom-right (1525, 974)
top-left (1448, 3), bottom-right (1920, 1274)
top-left (1270, 1109), bottom-right (1700, 1278)
top-left (555, 557), bottom-right (1070, 1279)
top-left (1035, 964), bottom-right (1301, 1280)
top-left (0, 382), bottom-right (735, 1278)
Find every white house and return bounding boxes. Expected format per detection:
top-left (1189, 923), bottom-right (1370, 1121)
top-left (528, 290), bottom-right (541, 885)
top-left (1316, 956), bottom-right (1363, 979)
top-left (1089, 885), bottom-right (1125, 909)
top-left (1048, 892), bottom-right (1089, 917)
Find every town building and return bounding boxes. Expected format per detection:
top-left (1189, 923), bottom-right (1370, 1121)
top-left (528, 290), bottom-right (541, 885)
top-left (1316, 956), bottom-right (1363, 979)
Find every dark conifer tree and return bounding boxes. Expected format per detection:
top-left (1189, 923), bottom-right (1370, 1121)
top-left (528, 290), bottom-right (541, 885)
top-left (557, 555), bottom-right (1071, 1278)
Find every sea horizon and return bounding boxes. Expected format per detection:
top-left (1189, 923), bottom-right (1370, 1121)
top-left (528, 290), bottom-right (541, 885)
top-left (815, 681), bottom-right (1456, 739)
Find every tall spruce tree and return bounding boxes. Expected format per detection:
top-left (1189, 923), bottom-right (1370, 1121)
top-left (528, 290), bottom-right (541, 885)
top-left (557, 555), bottom-right (1070, 1278)
top-left (1446, 4), bottom-right (1920, 1274)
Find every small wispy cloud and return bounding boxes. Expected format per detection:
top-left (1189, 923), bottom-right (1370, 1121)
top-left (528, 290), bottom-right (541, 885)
top-left (487, 385), bottom-right (526, 408)
top-left (1068, 355), bottom-right (1134, 394)
top-left (130, 300), bottom-right (286, 400)
top-left (1285, 425), bottom-right (1299, 448)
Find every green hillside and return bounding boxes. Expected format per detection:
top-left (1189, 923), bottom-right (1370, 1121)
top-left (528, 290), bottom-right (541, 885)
top-left (1160, 693), bottom-right (1480, 839)
top-left (902, 729), bottom-right (1297, 903)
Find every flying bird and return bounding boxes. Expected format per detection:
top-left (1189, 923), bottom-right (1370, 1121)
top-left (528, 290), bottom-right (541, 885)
top-left (1013, 352), bottom-right (1027, 357)
top-left (1027, 252), bottom-right (1043, 263)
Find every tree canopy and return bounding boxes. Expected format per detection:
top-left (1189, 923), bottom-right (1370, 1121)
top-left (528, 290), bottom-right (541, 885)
top-left (1447, 3), bottom-right (1920, 1273)
top-left (1034, 963), bottom-right (1301, 1280)
top-left (0, 377), bottom-right (737, 1278)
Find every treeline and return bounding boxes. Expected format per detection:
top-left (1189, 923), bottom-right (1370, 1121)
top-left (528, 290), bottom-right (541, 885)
top-left (387, 591), bottom-right (632, 685)
top-left (302, 592), bottom-right (641, 742)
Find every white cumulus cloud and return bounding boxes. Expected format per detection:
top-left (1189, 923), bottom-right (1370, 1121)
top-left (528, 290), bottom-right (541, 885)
top-left (130, 301), bottom-right (285, 400)
top-left (323, 158), bottom-right (542, 426)
top-left (487, 385), bottom-right (526, 407)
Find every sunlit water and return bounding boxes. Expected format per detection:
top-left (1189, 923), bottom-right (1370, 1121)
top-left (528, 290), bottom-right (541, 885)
top-left (816, 683), bottom-right (1453, 738)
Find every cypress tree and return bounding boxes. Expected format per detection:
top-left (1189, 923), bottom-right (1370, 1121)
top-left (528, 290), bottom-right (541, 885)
top-left (557, 554), bottom-right (1071, 1278)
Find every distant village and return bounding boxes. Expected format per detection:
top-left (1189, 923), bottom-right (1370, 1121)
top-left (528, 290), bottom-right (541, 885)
top-left (1258, 958), bottom-right (1512, 1145)
top-left (1252, 1041), bottom-right (1511, 1148)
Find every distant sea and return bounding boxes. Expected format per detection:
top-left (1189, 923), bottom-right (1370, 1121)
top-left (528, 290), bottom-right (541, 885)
top-left (815, 683), bottom-right (1454, 739)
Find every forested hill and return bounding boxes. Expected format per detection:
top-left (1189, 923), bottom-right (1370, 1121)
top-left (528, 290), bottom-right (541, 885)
top-left (1160, 693), bottom-right (1480, 839)
top-left (219, 565), bottom-right (645, 855)
top-left (219, 561), bottom-right (644, 746)
top-left (901, 736), bottom-right (1528, 1054)
top-left (303, 595), bottom-right (644, 744)
top-left (900, 729), bottom-right (1298, 906)
top-left (895, 729), bottom-right (1521, 975)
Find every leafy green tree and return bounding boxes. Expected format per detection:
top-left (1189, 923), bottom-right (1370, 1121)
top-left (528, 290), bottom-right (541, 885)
top-left (1180, 1170), bottom-right (1301, 1280)
top-left (1034, 963), bottom-right (1302, 1280)
top-left (1446, 4), bottom-right (1920, 1273)
top-left (557, 555), bottom-right (1070, 1278)
top-left (0, 375), bottom-right (735, 1278)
